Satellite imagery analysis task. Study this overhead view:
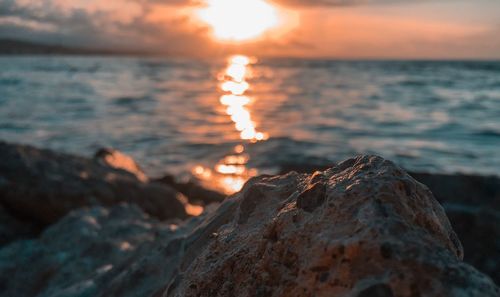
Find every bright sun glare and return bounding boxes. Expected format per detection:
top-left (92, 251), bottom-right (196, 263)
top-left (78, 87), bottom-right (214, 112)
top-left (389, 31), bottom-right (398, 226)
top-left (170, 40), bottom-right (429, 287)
top-left (197, 0), bottom-right (279, 41)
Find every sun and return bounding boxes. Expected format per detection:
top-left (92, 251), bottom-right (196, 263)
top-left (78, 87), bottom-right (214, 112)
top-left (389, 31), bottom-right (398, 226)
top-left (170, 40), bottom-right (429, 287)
top-left (197, 0), bottom-right (279, 41)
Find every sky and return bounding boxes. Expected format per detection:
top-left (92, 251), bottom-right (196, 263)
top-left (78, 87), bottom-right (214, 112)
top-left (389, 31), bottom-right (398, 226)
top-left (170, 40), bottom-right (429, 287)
top-left (0, 0), bottom-right (499, 58)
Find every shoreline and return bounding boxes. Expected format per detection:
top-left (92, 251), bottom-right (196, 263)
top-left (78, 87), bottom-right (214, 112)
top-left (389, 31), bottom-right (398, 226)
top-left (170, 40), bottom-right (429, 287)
top-left (0, 140), bottom-right (498, 294)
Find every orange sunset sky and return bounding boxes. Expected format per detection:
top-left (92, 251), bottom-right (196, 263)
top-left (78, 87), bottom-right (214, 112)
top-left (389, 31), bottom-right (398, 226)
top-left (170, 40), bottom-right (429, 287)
top-left (1, 0), bottom-right (499, 59)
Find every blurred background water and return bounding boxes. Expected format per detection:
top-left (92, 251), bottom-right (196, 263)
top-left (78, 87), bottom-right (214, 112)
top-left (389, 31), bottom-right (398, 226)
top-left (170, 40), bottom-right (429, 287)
top-left (1, 56), bottom-right (499, 193)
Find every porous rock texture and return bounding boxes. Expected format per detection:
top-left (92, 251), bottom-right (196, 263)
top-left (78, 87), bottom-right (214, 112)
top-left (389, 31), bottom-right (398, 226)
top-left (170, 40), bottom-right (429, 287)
top-left (279, 162), bottom-right (500, 283)
top-left (167, 155), bottom-right (498, 296)
top-left (0, 155), bottom-right (498, 297)
top-left (0, 141), bottom-right (187, 227)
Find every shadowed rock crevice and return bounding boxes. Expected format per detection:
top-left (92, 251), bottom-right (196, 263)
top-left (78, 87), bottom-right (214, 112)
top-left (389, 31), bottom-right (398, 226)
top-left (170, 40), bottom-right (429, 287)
top-left (357, 283), bottom-right (394, 297)
top-left (296, 181), bottom-right (327, 212)
top-left (238, 184), bottom-right (268, 224)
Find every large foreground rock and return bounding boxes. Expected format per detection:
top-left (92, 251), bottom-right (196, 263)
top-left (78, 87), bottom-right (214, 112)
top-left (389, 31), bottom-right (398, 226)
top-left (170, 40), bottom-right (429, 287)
top-left (0, 141), bottom-right (187, 227)
top-left (279, 162), bottom-right (500, 284)
top-left (168, 155), bottom-right (497, 296)
top-left (0, 155), bottom-right (497, 297)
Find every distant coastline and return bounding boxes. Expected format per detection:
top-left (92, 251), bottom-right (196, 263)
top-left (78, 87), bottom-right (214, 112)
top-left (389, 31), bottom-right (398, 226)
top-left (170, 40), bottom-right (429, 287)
top-left (0, 39), bottom-right (145, 56)
top-left (2, 39), bottom-right (500, 61)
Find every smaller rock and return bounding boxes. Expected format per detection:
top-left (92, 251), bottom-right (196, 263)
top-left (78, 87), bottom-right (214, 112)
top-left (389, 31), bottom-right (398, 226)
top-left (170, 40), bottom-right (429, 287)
top-left (155, 174), bottom-right (226, 205)
top-left (0, 141), bottom-right (187, 227)
top-left (94, 147), bottom-right (148, 182)
top-left (0, 204), bottom-right (194, 297)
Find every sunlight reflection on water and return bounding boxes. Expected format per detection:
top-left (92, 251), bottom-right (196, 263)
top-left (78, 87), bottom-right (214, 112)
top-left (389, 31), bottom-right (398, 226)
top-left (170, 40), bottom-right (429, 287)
top-left (2, 57), bottom-right (499, 195)
top-left (192, 55), bottom-right (267, 193)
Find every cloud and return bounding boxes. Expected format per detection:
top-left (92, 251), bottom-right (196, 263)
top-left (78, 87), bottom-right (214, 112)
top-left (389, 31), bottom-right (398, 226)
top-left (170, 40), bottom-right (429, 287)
top-left (0, 0), bottom-right (214, 54)
top-left (1, 0), bottom-right (498, 58)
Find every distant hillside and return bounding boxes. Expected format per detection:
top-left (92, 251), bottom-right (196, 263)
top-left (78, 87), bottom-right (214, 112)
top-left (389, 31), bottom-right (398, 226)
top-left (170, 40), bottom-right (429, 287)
top-left (0, 39), bottom-right (142, 55)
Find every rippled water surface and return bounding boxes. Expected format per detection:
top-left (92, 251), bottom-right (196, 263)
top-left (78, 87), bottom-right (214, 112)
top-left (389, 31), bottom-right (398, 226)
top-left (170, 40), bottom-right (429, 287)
top-left (1, 56), bottom-right (499, 192)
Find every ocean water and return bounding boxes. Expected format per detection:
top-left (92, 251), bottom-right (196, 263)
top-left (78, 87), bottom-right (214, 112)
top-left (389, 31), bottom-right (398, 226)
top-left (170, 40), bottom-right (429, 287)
top-left (1, 56), bottom-right (499, 193)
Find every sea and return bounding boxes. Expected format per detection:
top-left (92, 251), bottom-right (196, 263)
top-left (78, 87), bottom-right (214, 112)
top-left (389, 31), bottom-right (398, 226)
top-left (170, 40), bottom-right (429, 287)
top-left (1, 55), bottom-right (499, 193)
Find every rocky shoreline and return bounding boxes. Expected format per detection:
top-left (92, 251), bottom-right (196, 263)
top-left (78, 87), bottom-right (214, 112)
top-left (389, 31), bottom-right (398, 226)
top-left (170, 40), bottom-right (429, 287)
top-left (0, 140), bottom-right (498, 296)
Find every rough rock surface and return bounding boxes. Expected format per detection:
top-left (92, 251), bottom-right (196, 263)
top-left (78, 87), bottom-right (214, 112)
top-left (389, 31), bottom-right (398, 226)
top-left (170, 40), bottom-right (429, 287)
top-left (279, 163), bottom-right (500, 284)
top-left (0, 141), bottom-right (187, 227)
top-left (167, 155), bottom-right (498, 296)
top-left (1, 155), bottom-right (497, 297)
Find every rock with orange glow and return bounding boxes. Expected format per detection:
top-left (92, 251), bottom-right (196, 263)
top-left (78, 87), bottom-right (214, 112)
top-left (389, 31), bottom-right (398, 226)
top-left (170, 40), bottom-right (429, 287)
top-left (94, 147), bottom-right (149, 182)
top-left (0, 141), bottom-right (187, 227)
top-left (165, 155), bottom-right (498, 296)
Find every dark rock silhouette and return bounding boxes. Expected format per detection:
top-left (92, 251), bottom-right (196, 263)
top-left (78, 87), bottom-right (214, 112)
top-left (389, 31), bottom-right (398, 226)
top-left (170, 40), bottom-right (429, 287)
top-left (0, 141), bottom-right (187, 230)
top-left (0, 204), bottom-right (198, 297)
top-left (0, 205), bottom-right (39, 245)
top-left (409, 172), bottom-right (500, 284)
top-left (155, 174), bottom-right (226, 206)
